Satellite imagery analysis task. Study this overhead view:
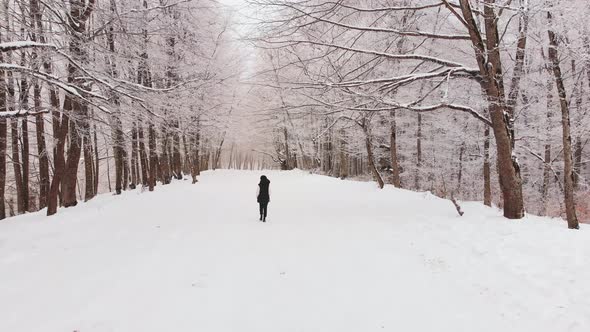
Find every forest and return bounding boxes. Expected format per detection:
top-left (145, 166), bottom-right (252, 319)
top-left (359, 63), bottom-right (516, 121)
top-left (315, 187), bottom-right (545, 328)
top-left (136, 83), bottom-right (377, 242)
top-left (0, 0), bottom-right (242, 218)
top-left (1, 2), bottom-right (590, 331)
top-left (1, 0), bottom-right (589, 229)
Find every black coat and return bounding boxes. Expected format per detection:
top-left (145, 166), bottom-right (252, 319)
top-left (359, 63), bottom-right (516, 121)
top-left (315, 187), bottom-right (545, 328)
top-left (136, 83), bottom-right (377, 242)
top-left (257, 177), bottom-right (270, 203)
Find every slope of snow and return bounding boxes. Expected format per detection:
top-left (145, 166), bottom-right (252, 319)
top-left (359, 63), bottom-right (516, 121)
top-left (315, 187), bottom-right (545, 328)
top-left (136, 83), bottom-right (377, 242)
top-left (0, 170), bottom-right (588, 332)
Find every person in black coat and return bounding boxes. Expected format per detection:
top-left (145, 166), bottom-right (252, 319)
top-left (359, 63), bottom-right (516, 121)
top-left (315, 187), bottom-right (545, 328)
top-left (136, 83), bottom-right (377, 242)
top-left (257, 175), bottom-right (270, 222)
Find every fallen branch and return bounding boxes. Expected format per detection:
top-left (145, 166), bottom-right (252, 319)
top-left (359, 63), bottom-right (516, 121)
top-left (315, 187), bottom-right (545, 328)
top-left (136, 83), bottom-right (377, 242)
top-left (451, 196), bottom-right (464, 216)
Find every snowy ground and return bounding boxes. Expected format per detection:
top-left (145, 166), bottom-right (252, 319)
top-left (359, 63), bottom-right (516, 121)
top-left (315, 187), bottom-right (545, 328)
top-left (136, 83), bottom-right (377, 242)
top-left (1, 170), bottom-right (589, 332)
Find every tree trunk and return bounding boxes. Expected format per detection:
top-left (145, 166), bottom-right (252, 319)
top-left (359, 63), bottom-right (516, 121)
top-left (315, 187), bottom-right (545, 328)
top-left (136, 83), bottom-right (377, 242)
top-left (160, 121), bottom-right (172, 184)
top-left (21, 119), bottom-right (30, 211)
top-left (182, 134), bottom-right (191, 175)
top-left (506, 1), bottom-right (529, 148)
top-left (106, 145), bottom-right (112, 192)
top-left (138, 120), bottom-right (149, 186)
top-left (573, 139), bottom-right (582, 190)
top-left (90, 123), bottom-right (97, 196)
top-left (61, 106), bottom-right (82, 207)
top-left (2, 21), bottom-right (23, 213)
top-left (106, 0), bottom-right (125, 195)
top-left (390, 111), bottom-right (401, 188)
top-left (213, 137), bottom-right (225, 170)
top-left (47, 105), bottom-right (70, 216)
top-left (130, 122), bottom-right (138, 189)
top-left (483, 126), bottom-right (492, 207)
top-left (362, 120), bottom-right (384, 189)
top-left (58, 0), bottom-right (96, 209)
top-left (83, 122), bottom-right (95, 201)
top-left (30, 0), bottom-right (49, 210)
top-left (283, 125), bottom-right (292, 170)
top-left (339, 129), bottom-right (348, 179)
top-left (488, 104), bottom-right (525, 218)
top-left (34, 89), bottom-right (49, 209)
top-left (172, 121), bottom-right (182, 179)
top-left (541, 143), bottom-right (551, 216)
top-left (42, 39), bottom-right (62, 214)
top-left (457, 143), bottom-right (465, 195)
top-left (0, 51), bottom-right (7, 219)
top-left (9, 91), bottom-right (25, 214)
top-left (122, 147), bottom-right (129, 191)
top-left (571, 61), bottom-right (583, 190)
top-left (460, 0), bottom-right (525, 219)
top-left (148, 120), bottom-right (157, 191)
top-left (541, 50), bottom-right (554, 216)
top-left (190, 125), bottom-right (200, 184)
top-left (19, 53), bottom-right (30, 212)
top-left (415, 113), bottom-right (422, 190)
top-left (112, 115), bottom-right (124, 194)
top-left (547, 13), bottom-right (579, 229)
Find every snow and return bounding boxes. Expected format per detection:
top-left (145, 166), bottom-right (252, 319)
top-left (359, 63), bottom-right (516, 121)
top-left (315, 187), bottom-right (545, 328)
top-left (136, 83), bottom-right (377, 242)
top-left (0, 110), bottom-right (31, 117)
top-left (0, 41), bottom-right (55, 52)
top-left (0, 109), bottom-right (49, 118)
top-left (0, 170), bottom-right (589, 332)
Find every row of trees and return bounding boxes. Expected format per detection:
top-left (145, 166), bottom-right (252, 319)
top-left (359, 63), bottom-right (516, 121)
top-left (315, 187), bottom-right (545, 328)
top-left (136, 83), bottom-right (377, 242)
top-left (0, 0), bottom-right (241, 219)
top-left (247, 0), bottom-right (589, 229)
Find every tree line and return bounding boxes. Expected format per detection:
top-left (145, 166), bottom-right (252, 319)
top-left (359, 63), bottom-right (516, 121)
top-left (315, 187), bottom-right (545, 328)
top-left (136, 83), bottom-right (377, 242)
top-left (247, 0), bottom-right (589, 229)
top-left (0, 0), bottom-right (241, 218)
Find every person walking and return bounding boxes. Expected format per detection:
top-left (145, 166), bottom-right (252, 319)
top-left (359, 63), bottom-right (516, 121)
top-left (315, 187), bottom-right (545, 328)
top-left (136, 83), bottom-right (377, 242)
top-left (257, 175), bottom-right (270, 222)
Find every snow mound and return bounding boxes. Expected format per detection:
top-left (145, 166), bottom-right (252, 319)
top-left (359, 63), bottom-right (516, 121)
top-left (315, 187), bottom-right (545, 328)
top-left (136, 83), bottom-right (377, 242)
top-left (1, 170), bottom-right (589, 332)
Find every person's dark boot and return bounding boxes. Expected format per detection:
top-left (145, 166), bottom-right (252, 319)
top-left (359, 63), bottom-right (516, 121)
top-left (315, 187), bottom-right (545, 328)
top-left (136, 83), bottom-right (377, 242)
top-left (259, 214), bottom-right (263, 221)
top-left (263, 218), bottom-right (266, 222)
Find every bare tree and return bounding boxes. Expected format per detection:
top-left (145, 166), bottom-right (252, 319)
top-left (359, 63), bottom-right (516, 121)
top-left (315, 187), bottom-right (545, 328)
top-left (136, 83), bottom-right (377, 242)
top-left (546, 9), bottom-right (580, 229)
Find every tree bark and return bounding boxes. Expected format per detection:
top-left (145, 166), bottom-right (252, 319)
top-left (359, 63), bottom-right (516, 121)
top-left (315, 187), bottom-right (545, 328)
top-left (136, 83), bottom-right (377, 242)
top-left (83, 119), bottom-right (95, 201)
top-left (541, 142), bottom-right (551, 216)
top-left (160, 121), bottom-right (172, 184)
top-left (47, 101), bottom-right (70, 216)
top-left (390, 111), bottom-right (401, 188)
top-left (190, 121), bottom-right (201, 184)
top-left (506, 1), bottom-right (529, 148)
top-left (339, 128), bottom-right (348, 179)
top-left (29, 0), bottom-right (48, 209)
top-left (19, 53), bottom-right (30, 212)
top-left (138, 120), bottom-right (149, 186)
top-left (0, 48), bottom-right (7, 219)
top-left (483, 125), bottom-right (492, 206)
top-left (112, 113), bottom-right (125, 194)
top-left (182, 133), bottom-right (190, 175)
top-left (106, 0), bottom-right (125, 195)
top-left (61, 107), bottom-right (82, 207)
top-left (172, 121), bottom-right (182, 179)
top-left (415, 113), bottom-right (422, 190)
top-left (457, 143), bottom-right (465, 195)
top-left (361, 119), bottom-right (384, 189)
top-left (92, 123), bottom-right (99, 196)
top-left (34, 90), bottom-right (49, 209)
top-left (573, 139), bottom-right (582, 190)
top-left (547, 12), bottom-right (579, 229)
top-left (41, 30), bottom-right (62, 214)
top-left (122, 148), bottom-right (129, 190)
top-left (571, 61), bottom-right (583, 190)
top-left (148, 119), bottom-right (157, 191)
top-left (459, 0), bottom-right (525, 219)
top-left (9, 82), bottom-right (25, 214)
top-left (130, 122), bottom-right (139, 189)
top-left (2, 9), bottom-right (23, 213)
top-left (32, 84), bottom-right (48, 204)
top-left (58, 0), bottom-right (96, 209)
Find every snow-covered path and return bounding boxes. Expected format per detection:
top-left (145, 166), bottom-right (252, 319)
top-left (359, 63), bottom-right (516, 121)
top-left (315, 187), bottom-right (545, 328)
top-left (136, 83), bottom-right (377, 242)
top-left (1, 170), bottom-right (589, 332)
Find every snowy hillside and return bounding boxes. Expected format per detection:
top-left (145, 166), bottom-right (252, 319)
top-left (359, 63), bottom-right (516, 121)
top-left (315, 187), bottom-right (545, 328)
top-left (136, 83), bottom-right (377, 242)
top-left (1, 170), bottom-right (589, 332)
